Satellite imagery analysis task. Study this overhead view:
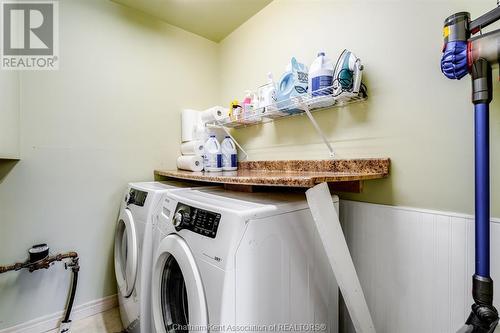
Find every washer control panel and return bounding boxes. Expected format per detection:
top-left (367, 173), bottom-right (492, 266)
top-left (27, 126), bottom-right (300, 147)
top-left (173, 203), bottom-right (221, 238)
top-left (126, 188), bottom-right (148, 207)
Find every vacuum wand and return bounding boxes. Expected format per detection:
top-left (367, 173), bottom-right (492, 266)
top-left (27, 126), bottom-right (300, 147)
top-left (465, 60), bottom-right (499, 333)
top-left (441, 8), bottom-right (499, 333)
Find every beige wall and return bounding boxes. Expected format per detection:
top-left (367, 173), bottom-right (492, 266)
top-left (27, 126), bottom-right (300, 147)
top-left (3, 0), bottom-right (500, 329)
top-left (0, 0), bottom-right (218, 329)
top-left (0, 72), bottom-right (19, 159)
top-left (219, 0), bottom-right (500, 216)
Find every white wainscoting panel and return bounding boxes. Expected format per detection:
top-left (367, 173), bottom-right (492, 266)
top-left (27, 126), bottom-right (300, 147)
top-left (339, 200), bottom-right (500, 333)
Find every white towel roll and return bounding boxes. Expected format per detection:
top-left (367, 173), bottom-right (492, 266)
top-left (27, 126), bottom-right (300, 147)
top-left (181, 140), bottom-right (204, 156)
top-left (181, 109), bottom-right (201, 142)
top-left (176, 155), bottom-right (204, 172)
top-left (200, 106), bottom-right (230, 124)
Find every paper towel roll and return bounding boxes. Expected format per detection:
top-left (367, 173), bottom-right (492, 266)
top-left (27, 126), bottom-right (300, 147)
top-left (181, 140), bottom-right (204, 156)
top-left (194, 123), bottom-right (208, 141)
top-left (177, 155), bottom-right (204, 172)
top-left (181, 109), bottom-right (201, 142)
top-left (200, 106), bottom-right (229, 124)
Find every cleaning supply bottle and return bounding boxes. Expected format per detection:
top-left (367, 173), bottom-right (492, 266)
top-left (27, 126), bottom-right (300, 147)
top-left (241, 90), bottom-right (253, 121)
top-left (229, 100), bottom-right (241, 123)
top-left (203, 135), bottom-right (222, 172)
top-left (258, 72), bottom-right (278, 116)
top-left (241, 90), bottom-right (260, 124)
top-left (221, 136), bottom-right (238, 171)
top-left (309, 52), bottom-right (334, 96)
top-left (277, 57), bottom-right (309, 114)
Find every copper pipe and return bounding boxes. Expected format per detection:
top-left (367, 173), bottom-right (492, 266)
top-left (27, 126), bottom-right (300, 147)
top-left (0, 251), bottom-right (78, 274)
top-left (0, 250), bottom-right (80, 329)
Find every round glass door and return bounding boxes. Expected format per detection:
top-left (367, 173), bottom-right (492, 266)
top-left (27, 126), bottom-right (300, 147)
top-left (152, 234), bottom-right (208, 333)
top-left (114, 208), bottom-right (138, 298)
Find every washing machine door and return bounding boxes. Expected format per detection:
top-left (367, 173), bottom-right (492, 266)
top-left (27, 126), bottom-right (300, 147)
top-left (152, 234), bottom-right (208, 333)
top-left (114, 208), bottom-right (138, 298)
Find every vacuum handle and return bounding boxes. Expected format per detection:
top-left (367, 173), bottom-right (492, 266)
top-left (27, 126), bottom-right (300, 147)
top-left (470, 6), bottom-right (500, 35)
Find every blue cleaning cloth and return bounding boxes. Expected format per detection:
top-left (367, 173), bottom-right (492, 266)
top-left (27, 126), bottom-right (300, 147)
top-left (441, 41), bottom-right (468, 80)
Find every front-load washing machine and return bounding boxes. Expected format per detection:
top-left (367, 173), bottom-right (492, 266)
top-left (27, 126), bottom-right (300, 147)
top-left (151, 188), bottom-right (340, 333)
top-left (114, 181), bottom-right (216, 333)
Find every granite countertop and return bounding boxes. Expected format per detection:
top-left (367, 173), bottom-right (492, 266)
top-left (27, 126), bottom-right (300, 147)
top-left (155, 158), bottom-right (390, 188)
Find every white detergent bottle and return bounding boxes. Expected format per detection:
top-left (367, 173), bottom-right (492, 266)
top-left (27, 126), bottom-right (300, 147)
top-left (221, 136), bottom-right (238, 171)
top-left (258, 72), bottom-right (278, 115)
top-left (204, 135), bottom-right (222, 172)
top-left (309, 52), bottom-right (334, 96)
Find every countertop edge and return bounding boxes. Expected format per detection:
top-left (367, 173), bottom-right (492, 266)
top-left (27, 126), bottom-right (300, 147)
top-left (155, 158), bottom-right (390, 189)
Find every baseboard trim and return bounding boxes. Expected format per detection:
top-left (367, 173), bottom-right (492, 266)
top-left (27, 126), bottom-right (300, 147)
top-left (0, 295), bottom-right (118, 333)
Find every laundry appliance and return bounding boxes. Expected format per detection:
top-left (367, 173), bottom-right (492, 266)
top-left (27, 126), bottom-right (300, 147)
top-left (151, 188), bottom-right (340, 333)
top-left (114, 181), bottom-right (216, 333)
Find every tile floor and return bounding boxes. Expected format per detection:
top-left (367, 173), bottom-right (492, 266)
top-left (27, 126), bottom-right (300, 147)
top-left (46, 307), bottom-right (123, 333)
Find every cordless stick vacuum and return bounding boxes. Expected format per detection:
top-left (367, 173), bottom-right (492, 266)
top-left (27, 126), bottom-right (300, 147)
top-left (441, 5), bottom-right (500, 333)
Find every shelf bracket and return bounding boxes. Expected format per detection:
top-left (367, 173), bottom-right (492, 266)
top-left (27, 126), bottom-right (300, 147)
top-left (300, 99), bottom-right (335, 158)
top-left (206, 123), bottom-right (249, 161)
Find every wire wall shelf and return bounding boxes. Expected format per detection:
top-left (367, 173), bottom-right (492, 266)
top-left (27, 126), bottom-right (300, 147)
top-left (206, 84), bottom-right (367, 159)
top-left (210, 85), bottom-right (367, 130)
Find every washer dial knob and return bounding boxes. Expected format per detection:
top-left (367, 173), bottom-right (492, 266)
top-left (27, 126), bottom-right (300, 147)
top-left (173, 211), bottom-right (183, 227)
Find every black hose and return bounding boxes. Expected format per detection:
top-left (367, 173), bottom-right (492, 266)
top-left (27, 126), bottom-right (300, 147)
top-left (0, 249), bottom-right (80, 326)
top-left (62, 267), bottom-right (78, 323)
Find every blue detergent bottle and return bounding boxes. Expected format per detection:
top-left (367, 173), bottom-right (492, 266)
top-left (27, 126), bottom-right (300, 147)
top-left (276, 57), bottom-right (309, 114)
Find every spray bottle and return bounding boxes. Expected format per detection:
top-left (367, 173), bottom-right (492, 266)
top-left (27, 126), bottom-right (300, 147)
top-left (240, 90), bottom-right (261, 124)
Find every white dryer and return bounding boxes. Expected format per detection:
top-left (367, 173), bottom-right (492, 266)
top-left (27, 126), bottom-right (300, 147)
top-left (151, 188), bottom-right (340, 333)
top-left (114, 181), bottom-right (215, 333)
